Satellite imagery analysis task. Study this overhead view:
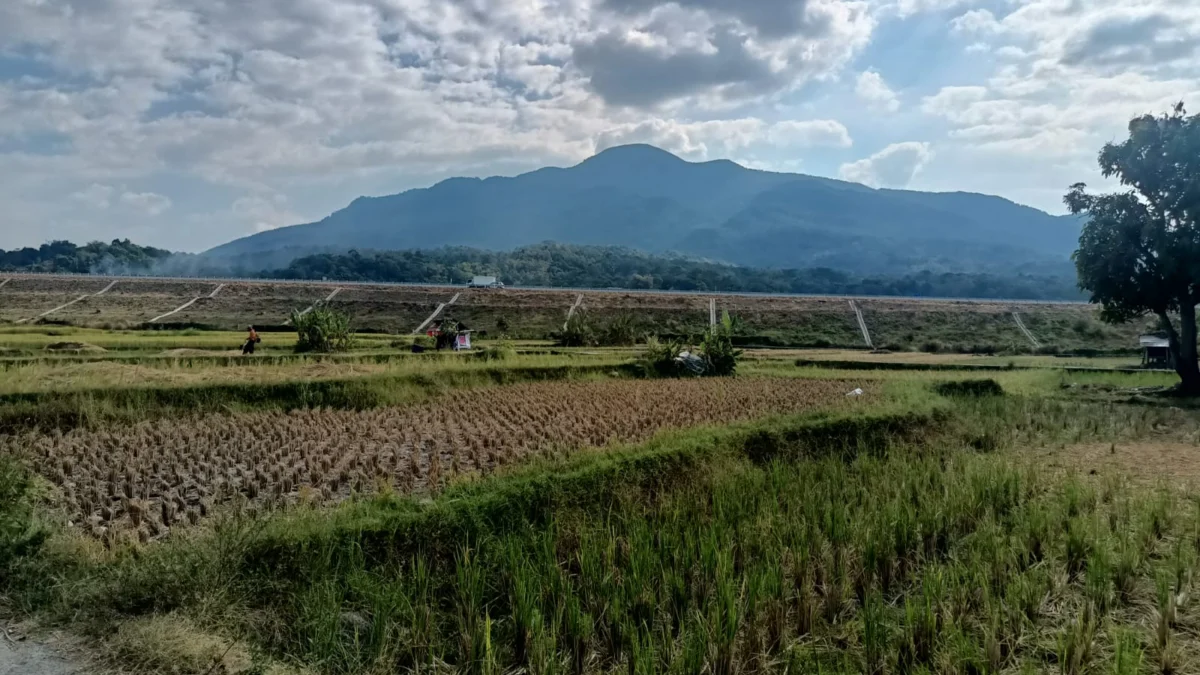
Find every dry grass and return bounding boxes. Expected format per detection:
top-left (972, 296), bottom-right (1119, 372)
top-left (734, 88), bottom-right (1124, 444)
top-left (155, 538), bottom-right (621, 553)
top-left (1028, 440), bottom-right (1200, 487)
top-left (9, 378), bottom-right (862, 539)
top-left (104, 614), bottom-right (310, 675)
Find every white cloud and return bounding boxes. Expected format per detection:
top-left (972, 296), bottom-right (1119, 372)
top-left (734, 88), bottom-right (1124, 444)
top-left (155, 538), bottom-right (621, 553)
top-left (950, 9), bottom-right (1001, 37)
top-left (893, 0), bottom-right (976, 19)
top-left (767, 120), bottom-right (854, 148)
top-left (594, 117), bottom-right (852, 159)
top-left (855, 70), bottom-right (900, 112)
top-left (71, 183), bottom-right (114, 209)
top-left (233, 195), bottom-right (305, 233)
top-left (120, 191), bottom-right (172, 216)
top-left (839, 142), bottom-right (933, 187)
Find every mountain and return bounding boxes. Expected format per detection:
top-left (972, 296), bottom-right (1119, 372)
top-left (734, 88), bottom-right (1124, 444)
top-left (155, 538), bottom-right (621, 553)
top-left (207, 144), bottom-right (1081, 275)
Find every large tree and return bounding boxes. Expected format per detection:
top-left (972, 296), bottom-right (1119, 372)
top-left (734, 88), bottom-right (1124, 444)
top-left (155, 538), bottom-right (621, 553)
top-left (1068, 103), bottom-right (1200, 393)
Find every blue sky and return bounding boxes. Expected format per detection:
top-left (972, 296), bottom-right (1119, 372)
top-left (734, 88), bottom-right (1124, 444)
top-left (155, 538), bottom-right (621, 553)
top-left (0, 0), bottom-right (1197, 252)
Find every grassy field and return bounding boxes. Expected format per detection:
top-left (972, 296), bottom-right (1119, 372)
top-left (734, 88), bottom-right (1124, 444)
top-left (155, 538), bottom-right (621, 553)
top-left (3, 317), bottom-right (1200, 675)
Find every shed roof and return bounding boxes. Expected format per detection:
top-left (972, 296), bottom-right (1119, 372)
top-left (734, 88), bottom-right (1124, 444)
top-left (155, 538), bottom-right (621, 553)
top-left (1140, 335), bottom-right (1170, 349)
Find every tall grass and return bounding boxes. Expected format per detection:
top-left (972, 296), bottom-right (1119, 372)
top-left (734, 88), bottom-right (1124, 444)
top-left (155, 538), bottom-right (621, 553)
top-left (8, 394), bottom-right (1200, 673)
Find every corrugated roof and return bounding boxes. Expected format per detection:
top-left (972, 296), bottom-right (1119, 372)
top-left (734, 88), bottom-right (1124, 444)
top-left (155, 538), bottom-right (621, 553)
top-left (1140, 335), bottom-right (1170, 348)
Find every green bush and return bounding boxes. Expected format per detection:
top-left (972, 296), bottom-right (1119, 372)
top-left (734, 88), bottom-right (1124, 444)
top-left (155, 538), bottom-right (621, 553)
top-left (638, 313), bottom-right (743, 378)
top-left (557, 311), bottom-right (594, 347)
top-left (636, 336), bottom-right (688, 377)
top-left (472, 342), bottom-right (516, 362)
top-left (290, 307), bottom-right (354, 353)
top-left (700, 311), bottom-right (743, 376)
top-left (0, 458), bottom-right (47, 571)
top-left (933, 379), bottom-right (1005, 397)
top-left (598, 313), bottom-right (638, 346)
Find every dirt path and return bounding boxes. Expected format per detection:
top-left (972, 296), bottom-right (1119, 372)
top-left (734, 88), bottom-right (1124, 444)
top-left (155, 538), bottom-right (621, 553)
top-left (0, 628), bottom-right (86, 675)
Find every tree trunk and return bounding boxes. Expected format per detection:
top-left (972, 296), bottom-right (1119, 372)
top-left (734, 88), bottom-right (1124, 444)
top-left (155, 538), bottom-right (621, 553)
top-left (1162, 304), bottom-right (1200, 395)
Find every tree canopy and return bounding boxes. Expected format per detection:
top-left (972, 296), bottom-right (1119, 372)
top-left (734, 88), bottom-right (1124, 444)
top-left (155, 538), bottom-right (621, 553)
top-left (273, 243), bottom-right (1082, 301)
top-left (0, 240), bottom-right (174, 274)
top-left (1069, 103), bottom-right (1200, 392)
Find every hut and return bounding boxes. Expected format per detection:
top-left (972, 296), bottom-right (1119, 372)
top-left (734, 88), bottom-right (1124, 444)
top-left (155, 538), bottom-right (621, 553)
top-left (1140, 334), bottom-right (1173, 368)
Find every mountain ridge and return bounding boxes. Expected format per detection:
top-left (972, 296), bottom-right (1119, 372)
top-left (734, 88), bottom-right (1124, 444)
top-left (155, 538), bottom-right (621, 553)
top-left (207, 144), bottom-right (1080, 276)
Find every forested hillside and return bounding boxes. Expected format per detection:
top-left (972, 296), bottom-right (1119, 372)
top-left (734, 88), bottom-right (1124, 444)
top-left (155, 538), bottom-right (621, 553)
top-left (0, 240), bottom-right (175, 274)
top-left (275, 243), bottom-right (1083, 300)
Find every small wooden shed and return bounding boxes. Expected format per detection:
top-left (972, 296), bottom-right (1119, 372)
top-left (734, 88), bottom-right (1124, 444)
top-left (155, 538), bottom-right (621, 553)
top-left (1140, 335), bottom-right (1173, 368)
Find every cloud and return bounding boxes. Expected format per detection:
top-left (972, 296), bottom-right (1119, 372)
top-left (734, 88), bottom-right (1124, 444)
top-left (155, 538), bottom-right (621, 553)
top-left (573, 29), bottom-right (783, 108)
top-left (949, 9), bottom-right (1001, 37)
top-left (893, 0), bottom-right (975, 19)
top-left (574, 0), bottom-right (874, 107)
top-left (233, 194), bottom-right (304, 233)
top-left (71, 184), bottom-right (114, 209)
top-left (594, 117), bottom-right (851, 158)
top-left (855, 70), bottom-right (899, 112)
top-left (839, 142), bottom-right (933, 187)
top-left (1062, 12), bottom-right (1200, 67)
top-left (120, 191), bottom-right (172, 216)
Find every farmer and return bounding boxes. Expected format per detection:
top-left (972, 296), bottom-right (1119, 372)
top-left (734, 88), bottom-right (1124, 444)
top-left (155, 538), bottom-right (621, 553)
top-left (242, 326), bottom-right (261, 355)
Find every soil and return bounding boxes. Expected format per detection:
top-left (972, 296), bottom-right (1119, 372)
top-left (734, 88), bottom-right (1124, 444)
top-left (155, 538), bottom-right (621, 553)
top-left (0, 625), bottom-right (87, 675)
top-left (1028, 441), bottom-right (1200, 487)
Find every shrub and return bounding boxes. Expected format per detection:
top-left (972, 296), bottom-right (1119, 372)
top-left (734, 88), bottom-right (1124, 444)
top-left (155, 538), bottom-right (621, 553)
top-left (636, 336), bottom-right (687, 378)
top-left (700, 311), bottom-right (743, 376)
top-left (473, 342), bottom-right (516, 362)
top-left (0, 457), bottom-right (47, 570)
top-left (638, 313), bottom-right (743, 378)
top-left (932, 379), bottom-right (1005, 397)
top-left (291, 307), bottom-right (354, 353)
top-left (557, 312), bottom-right (594, 347)
top-left (598, 313), bottom-right (638, 347)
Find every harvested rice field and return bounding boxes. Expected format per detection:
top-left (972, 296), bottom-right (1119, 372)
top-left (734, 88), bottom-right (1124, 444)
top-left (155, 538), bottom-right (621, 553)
top-left (12, 377), bottom-right (862, 538)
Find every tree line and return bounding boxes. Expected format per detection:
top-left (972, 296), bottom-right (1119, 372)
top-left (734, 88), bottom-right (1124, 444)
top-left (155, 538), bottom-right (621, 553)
top-left (0, 240), bottom-right (174, 274)
top-left (273, 243), bottom-right (1083, 300)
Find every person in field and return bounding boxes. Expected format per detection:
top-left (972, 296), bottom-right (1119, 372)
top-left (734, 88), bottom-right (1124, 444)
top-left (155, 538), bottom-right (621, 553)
top-left (242, 326), bottom-right (261, 355)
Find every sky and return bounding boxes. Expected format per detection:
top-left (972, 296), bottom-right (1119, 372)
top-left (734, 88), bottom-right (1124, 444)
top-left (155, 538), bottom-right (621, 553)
top-left (0, 0), bottom-right (1197, 253)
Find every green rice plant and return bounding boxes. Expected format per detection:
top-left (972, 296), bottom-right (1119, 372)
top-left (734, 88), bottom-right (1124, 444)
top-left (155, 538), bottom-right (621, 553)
top-left (1065, 518), bottom-right (1093, 580)
top-left (1111, 629), bottom-right (1144, 675)
top-left (1086, 540), bottom-right (1114, 614)
top-left (860, 591), bottom-right (888, 675)
top-left (455, 548), bottom-right (497, 675)
top-left (1057, 604), bottom-right (1096, 675)
top-left (563, 595), bottom-right (592, 675)
top-left (705, 554), bottom-right (742, 675)
top-left (898, 581), bottom-right (938, 670)
top-left (1111, 534), bottom-right (1142, 606)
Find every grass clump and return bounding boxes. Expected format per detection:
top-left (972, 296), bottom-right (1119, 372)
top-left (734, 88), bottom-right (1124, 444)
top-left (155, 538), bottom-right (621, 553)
top-left (933, 378), bottom-right (1006, 397)
top-left (0, 456), bottom-right (48, 571)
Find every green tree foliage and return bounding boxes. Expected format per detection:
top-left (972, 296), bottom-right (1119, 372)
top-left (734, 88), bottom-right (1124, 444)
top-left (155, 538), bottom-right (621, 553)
top-left (275, 243), bottom-right (1083, 301)
top-left (636, 313), bottom-right (743, 378)
top-left (291, 307), bottom-right (354, 353)
top-left (599, 313), bottom-right (638, 347)
top-left (557, 311), bottom-right (594, 347)
top-left (0, 239), bottom-right (175, 274)
top-left (701, 311), bottom-right (744, 377)
top-left (1068, 103), bottom-right (1200, 393)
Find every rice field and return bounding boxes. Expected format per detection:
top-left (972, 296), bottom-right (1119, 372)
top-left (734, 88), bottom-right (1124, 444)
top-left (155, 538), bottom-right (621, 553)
top-left (11, 378), bottom-right (860, 539)
top-left (2, 281), bottom-right (1198, 675)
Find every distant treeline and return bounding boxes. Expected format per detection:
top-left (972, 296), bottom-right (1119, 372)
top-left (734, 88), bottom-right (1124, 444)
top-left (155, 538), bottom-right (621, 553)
top-left (0, 240), bottom-right (174, 274)
top-left (273, 243), bottom-right (1085, 301)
